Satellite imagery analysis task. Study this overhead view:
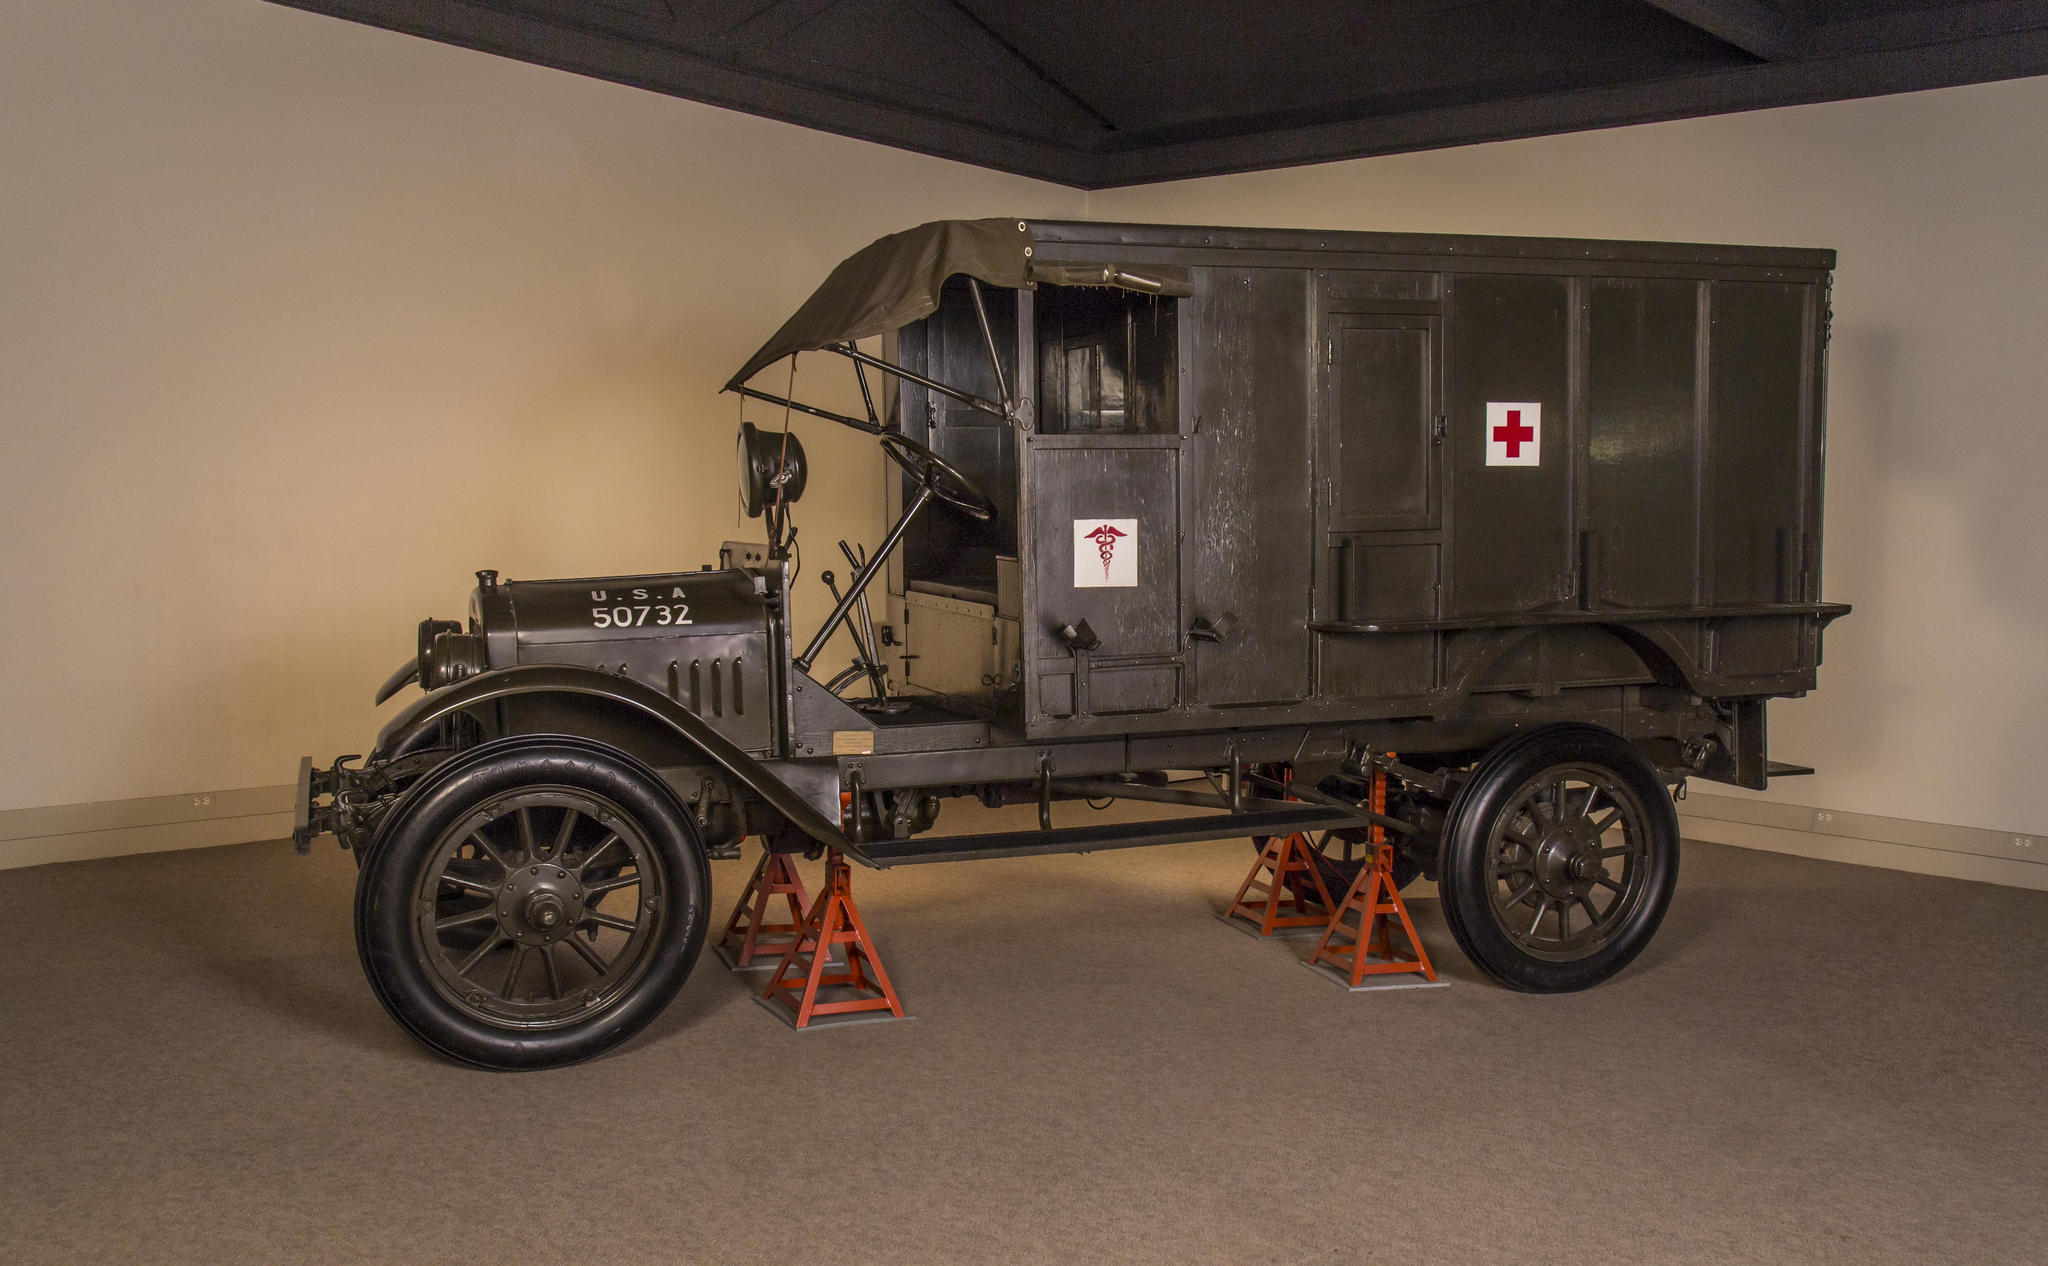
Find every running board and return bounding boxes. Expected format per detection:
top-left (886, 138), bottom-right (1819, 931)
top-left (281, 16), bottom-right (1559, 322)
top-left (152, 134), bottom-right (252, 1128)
top-left (845, 804), bottom-right (1375, 868)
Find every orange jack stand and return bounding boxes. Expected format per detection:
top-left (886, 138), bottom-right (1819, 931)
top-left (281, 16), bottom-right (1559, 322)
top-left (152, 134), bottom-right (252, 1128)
top-left (758, 850), bottom-right (908, 1030)
top-left (1306, 843), bottom-right (1445, 991)
top-left (715, 847), bottom-right (823, 971)
top-left (1222, 832), bottom-right (1337, 938)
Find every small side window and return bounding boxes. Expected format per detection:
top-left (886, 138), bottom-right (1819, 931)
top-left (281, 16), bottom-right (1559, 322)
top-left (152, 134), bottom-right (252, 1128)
top-left (1036, 287), bottom-right (1178, 434)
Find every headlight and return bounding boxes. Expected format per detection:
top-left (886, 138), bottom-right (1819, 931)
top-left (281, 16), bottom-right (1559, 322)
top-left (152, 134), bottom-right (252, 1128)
top-left (736, 421), bottom-right (807, 518)
top-left (418, 618), bottom-right (487, 690)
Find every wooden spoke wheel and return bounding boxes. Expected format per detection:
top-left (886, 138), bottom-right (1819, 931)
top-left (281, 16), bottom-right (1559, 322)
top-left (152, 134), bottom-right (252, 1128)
top-left (355, 737), bottom-right (709, 1070)
top-left (1437, 724), bottom-right (1679, 992)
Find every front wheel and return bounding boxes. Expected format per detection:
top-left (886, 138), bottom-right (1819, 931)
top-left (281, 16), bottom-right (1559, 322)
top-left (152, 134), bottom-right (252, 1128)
top-left (1437, 724), bottom-right (1679, 992)
top-left (355, 736), bottom-right (710, 1070)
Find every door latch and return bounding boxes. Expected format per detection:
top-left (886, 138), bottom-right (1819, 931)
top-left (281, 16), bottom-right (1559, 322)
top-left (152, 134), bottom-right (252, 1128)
top-left (1055, 620), bottom-right (1101, 653)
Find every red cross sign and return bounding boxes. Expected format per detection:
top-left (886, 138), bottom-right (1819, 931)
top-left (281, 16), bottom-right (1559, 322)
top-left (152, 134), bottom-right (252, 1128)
top-left (1495, 410), bottom-right (1534, 455)
top-left (1485, 402), bottom-right (1542, 466)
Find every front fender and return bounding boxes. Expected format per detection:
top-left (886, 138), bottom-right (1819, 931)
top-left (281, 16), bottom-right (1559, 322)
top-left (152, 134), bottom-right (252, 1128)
top-left (374, 664), bottom-right (846, 848)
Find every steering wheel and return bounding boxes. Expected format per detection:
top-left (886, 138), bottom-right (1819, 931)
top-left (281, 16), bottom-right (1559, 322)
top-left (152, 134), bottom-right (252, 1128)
top-left (880, 433), bottom-right (996, 522)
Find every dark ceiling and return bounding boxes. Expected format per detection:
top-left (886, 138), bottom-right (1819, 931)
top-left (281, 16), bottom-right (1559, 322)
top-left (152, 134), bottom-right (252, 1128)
top-left (272, 1), bottom-right (2048, 187)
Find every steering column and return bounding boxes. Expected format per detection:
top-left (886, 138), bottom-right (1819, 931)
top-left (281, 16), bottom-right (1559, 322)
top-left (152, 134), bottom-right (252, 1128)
top-left (792, 433), bottom-right (994, 676)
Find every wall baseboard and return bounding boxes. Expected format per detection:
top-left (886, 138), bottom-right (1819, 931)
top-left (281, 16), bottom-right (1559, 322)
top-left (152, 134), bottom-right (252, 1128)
top-left (3, 782), bottom-right (2043, 890)
top-left (1678, 790), bottom-right (2047, 892)
top-left (0, 783), bottom-right (296, 871)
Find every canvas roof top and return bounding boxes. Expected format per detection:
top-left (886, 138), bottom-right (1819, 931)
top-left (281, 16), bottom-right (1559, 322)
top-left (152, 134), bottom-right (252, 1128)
top-left (726, 218), bottom-right (1033, 390)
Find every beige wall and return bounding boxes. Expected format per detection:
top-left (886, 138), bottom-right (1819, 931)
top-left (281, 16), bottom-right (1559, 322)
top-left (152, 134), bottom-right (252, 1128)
top-left (1091, 80), bottom-right (2048, 842)
top-left (0, 0), bottom-right (1081, 820)
top-left (4, 0), bottom-right (2043, 865)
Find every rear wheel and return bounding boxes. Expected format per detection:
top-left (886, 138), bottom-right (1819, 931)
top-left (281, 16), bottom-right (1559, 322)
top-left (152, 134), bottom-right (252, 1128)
top-left (355, 736), bottom-right (709, 1070)
top-left (1437, 724), bottom-right (1678, 992)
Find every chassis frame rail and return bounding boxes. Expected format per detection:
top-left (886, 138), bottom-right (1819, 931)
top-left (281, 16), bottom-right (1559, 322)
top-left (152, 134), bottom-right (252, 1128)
top-left (844, 802), bottom-right (1384, 868)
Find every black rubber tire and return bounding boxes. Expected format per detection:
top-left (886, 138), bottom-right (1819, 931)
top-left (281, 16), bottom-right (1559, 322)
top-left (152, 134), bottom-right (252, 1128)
top-left (1437, 723), bottom-right (1679, 992)
top-left (354, 735), bottom-right (710, 1070)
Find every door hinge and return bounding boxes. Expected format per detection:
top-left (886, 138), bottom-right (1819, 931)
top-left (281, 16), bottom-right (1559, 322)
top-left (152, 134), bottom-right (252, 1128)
top-left (1432, 415), bottom-right (1446, 444)
top-left (1554, 572), bottom-right (1577, 601)
top-left (1324, 338), bottom-right (1334, 365)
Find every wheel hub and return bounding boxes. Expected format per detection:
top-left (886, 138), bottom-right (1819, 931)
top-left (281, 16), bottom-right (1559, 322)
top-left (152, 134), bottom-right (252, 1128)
top-left (498, 864), bottom-right (587, 945)
top-left (1477, 756), bottom-right (1667, 967)
top-left (1534, 831), bottom-right (1603, 898)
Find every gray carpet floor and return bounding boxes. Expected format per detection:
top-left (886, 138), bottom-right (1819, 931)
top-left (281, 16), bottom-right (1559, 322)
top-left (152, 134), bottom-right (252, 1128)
top-left (3, 798), bottom-right (2044, 1265)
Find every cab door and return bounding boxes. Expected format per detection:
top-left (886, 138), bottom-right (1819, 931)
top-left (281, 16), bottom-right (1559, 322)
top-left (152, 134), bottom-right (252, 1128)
top-left (1023, 283), bottom-right (1187, 727)
top-left (1025, 438), bottom-right (1184, 721)
top-left (1021, 266), bottom-right (1316, 727)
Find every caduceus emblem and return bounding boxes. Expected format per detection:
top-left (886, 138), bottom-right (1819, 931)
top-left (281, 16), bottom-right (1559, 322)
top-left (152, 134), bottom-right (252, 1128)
top-left (1085, 523), bottom-right (1127, 582)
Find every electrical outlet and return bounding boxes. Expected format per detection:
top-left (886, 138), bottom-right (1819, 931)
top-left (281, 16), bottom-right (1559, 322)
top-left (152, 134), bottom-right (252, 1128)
top-left (190, 794), bottom-right (213, 809)
top-left (1812, 809), bottom-right (1837, 827)
top-left (2013, 835), bottom-right (2036, 851)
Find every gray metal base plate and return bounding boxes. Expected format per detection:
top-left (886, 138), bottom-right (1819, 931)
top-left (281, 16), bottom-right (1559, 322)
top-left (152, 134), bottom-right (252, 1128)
top-left (751, 991), bottom-right (914, 1031)
top-left (1215, 910), bottom-right (1334, 942)
top-left (1303, 958), bottom-right (1450, 993)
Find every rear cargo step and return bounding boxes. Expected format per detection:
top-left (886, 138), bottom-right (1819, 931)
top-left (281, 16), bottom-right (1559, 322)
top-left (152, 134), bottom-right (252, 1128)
top-left (845, 804), bottom-right (1377, 868)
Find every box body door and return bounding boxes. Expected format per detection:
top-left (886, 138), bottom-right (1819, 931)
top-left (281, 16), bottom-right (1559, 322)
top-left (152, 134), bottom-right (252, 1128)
top-left (1708, 280), bottom-right (1816, 606)
top-left (1311, 271), bottom-right (1445, 701)
top-left (1317, 311), bottom-right (1445, 624)
top-left (1585, 277), bottom-right (1702, 609)
top-left (1445, 273), bottom-right (1575, 617)
top-left (1182, 266), bottom-right (1312, 707)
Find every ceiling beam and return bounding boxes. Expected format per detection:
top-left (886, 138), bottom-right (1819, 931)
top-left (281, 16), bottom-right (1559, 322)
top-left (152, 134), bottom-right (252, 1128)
top-left (1808, 0), bottom-right (2048, 57)
top-left (267, 1), bottom-right (2048, 188)
top-left (265, 0), bottom-right (1097, 181)
top-left (894, 0), bottom-right (1118, 137)
top-left (1085, 25), bottom-right (2048, 186)
top-left (700, 0), bottom-right (844, 53)
top-left (1639, 0), bottom-right (1796, 60)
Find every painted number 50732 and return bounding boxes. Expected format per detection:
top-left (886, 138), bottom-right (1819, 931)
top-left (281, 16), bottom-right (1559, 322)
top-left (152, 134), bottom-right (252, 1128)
top-left (591, 604), bottom-right (690, 628)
